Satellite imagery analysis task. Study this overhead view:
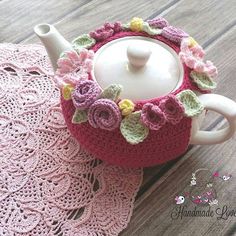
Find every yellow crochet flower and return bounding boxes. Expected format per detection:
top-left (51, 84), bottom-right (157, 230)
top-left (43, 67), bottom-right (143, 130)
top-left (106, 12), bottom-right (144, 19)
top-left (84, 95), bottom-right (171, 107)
top-left (62, 84), bottom-right (74, 100)
top-left (188, 37), bottom-right (198, 47)
top-left (130, 17), bottom-right (144, 32)
top-left (119, 99), bottom-right (135, 116)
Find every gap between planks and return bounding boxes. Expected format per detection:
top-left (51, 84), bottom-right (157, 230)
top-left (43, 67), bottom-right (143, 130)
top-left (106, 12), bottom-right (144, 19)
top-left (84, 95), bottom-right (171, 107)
top-left (19, 0), bottom-right (182, 43)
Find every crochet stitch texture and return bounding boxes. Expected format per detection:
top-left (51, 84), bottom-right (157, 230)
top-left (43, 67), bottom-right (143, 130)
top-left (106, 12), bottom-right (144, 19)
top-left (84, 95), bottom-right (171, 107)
top-left (0, 43), bottom-right (142, 235)
top-left (59, 18), bottom-right (216, 167)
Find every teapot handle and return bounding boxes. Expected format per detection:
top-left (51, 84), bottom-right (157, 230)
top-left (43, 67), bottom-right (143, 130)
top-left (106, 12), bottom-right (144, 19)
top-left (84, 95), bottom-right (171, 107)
top-left (189, 94), bottom-right (236, 145)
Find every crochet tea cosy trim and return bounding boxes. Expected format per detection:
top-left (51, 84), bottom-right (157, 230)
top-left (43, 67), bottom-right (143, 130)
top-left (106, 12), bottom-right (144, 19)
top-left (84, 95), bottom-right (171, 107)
top-left (55, 17), bottom-right (218, 146)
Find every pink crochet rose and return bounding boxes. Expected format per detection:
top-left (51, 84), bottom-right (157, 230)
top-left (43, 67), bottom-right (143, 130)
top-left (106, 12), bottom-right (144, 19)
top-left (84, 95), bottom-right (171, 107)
top-left (88, 99), bottom-right (121, 131)
top-left (141, 103), bottom-right (166, 131)
top-left (159, 95), bottom-right (184, 125)
top-left (179, 39), bottom-right (218, 77)
top-left (72, 80), bottom-right (102, 110)
top-left (90, 22), bottom-right (122, 41)
top-left (55, 49), bottom-right (94, 87)
top-left (104, 22), bottom-right (122, 32)
top-left (162, 26), bottom-right (189, 44)
top-left (147, 17), bottom-right (169, 29)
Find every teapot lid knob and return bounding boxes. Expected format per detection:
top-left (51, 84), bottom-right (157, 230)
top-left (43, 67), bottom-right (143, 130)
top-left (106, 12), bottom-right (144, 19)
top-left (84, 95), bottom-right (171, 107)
top-left (127, 43), bottom-right (152, 68)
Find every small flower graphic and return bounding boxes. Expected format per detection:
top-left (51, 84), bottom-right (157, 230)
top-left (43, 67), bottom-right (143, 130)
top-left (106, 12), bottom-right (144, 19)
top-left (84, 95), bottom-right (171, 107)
top-left (141, 103), bottom-right (166, 131)
top-left (88, 99), bottom-right (121, 131)
top-left (130, 17), bottom-right (144, 32)
top-left (72, 80), bottom-right (102, 110)
top-left (159, 95), bottom-right (185, 125)
top-left (207, 183), bottom-right (213, 188)
top-left (118, 99), bottom-right (135, 116)
top-left (190, 179), bottom-right (197, 186)
top-left (213, 171), bottom-right (232, 181)
top-left (209, 199), bottom-right (218, 206)
top-left (213, 171), bottom-right (219, 177)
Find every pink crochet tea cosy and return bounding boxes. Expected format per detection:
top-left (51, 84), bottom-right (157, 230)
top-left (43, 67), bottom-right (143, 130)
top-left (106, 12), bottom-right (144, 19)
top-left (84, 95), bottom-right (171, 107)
top-left (57, 17), bottom-right (217, 167)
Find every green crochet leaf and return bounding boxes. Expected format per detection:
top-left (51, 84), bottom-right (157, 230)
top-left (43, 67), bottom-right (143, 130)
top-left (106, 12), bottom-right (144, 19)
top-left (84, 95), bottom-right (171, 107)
top-left (190, 71), bottom-right (217, 90)
top-left (72, 34), bottom-right (96, 50)
top-left (72, 109), bottom-right (88, 124)
top-left (120, 111), bottom-right (149, 145)
top-left (99, 84), bottom-right (123, 101)
top-left (122, 23), bottom-right (130, 30)
top-left (59, 51), bottom-right (67, 59)
top-left (142, 22), bottom-right (162, 35)
top-left (176, 90), bottom-right (204, 117)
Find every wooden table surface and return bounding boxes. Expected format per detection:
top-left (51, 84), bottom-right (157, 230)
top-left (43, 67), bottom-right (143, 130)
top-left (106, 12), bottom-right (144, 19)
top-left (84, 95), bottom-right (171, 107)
top-left (1, 0), bottom-right (236, 235)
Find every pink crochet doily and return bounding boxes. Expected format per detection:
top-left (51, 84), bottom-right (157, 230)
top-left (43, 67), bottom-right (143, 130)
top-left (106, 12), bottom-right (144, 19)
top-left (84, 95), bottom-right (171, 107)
top-left (0, 43), bottom-right (142, 236)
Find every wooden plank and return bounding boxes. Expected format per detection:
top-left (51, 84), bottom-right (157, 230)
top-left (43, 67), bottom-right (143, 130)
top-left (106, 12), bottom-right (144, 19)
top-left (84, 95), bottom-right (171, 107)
top-left (162, 0), bottom-right (236, 46)
top-left (23, 0), bottom-right (179, 43)
top-left (121, 27), bottom-right (236, 236)
top-left (23, 0), bottom-right (236, 46)
top-left (138, 160), bottom-right (179, 198)
top-left (0, 0), bottom-right (91, 43)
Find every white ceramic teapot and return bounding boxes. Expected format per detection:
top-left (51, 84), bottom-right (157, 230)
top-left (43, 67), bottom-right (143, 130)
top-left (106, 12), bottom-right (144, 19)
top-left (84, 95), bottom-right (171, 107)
top-left (34, 17), bottom-right (236, 167)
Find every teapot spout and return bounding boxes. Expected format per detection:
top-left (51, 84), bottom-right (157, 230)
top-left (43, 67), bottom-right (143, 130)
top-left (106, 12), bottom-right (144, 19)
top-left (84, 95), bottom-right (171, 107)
top-left (34, 24), bottom-right (73, 71)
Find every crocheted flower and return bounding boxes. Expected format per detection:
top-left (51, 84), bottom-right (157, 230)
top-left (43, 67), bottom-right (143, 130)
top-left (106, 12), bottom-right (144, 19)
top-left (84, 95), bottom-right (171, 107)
top-left (141, 103), bottom-right (166, 131)
top-left (118, 99), bottom-right (135, 116)
top-left (130, 17), bottom-right (144, 32)
top-left (180, 38), bottom-right (205, 60)
top-left (162, 26), bottom-right (189, 44)
top-left (56, 49), bottom-right (94, 86)
top-left (88, 99), bottom-right (121, 131)
top-left (188, 37), bottom-right (198, 48)
top-left (72, 80), bottom-right (102, 110)
top-left (159, 95), bottom-right (184, 125)
top-left (179, 38), bottom-right (218, 78)
top-left (89, 22), bottom-right (122, 41)
top-left (104, 22), bottom-right (122, 33)
top-left (147, 17), bottom-right (169, 29)
top-left (62, 84), bottom-right (74, 100)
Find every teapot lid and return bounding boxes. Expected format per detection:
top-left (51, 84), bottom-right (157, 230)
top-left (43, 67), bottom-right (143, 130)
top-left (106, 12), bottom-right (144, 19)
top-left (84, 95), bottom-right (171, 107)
top-left (92, 36), bottom-right (184, 101)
